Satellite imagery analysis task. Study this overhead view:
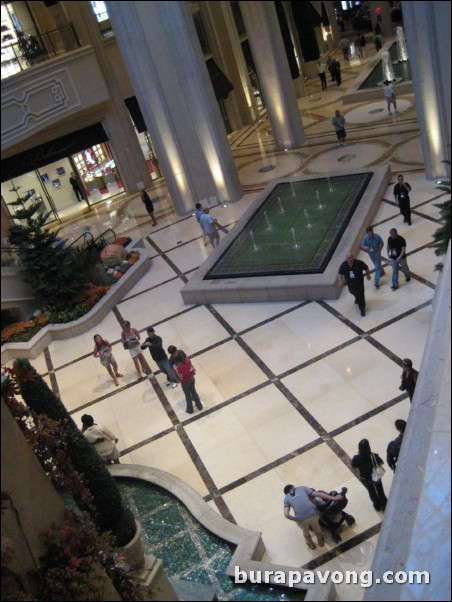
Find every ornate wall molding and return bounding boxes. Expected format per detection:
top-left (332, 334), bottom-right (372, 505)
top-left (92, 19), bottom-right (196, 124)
top-left (2, 69), bottom-right (80, 145)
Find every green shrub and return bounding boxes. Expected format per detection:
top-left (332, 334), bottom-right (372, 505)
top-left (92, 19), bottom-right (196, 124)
top-left (13, 358), bottom-right (136, 544)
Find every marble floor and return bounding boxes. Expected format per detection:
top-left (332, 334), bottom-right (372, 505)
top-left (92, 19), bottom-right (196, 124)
top-left (15, 43), bottom-right (446, 600)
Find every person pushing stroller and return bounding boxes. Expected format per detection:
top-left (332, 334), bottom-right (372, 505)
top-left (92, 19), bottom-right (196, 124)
top-left (283, 484), bottom-right (343, 550)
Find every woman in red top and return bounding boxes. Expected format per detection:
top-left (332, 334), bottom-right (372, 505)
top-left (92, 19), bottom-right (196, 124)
top-left (173, 353), bottom-right (203, 414)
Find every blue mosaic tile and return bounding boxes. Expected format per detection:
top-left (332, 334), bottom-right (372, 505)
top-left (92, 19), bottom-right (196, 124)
top-left (197, 525), bottom-right (235, 557)
top-left (158, 533), bottom-right (201, 574)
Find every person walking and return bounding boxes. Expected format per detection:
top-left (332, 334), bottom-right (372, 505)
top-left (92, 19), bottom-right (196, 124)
top-left (351, 439), bottom-right (387, 511)
top-left (326, 56), bottom-right (335, 82)
top-left (374, 32), bottom-right (383, 52)
top-left (386, 419), bottom-right (407, 471)
top-left (340, 37), bottom-right (351, 61)
top-left (383, 81), bottom-right (398, 115)
top-left (69, 172), bottom-right (86, 202)
top-left (317, 60), bottom-right (327, 90)
top-left (283, 484), bottom-right (343, 550)
top-left (360, 33), bottom-right (367, 58)
top-left (337, 252), bottom-right (371, 316)
top-left (195, 202), bottom-right (208, 246)
top-left (141, 189), bottom-right (157, 226)
top-left (331, 59), bottom-right (342, 86)
top-left (354, 33), bottom-right (362, 58)
top-left (387, 228), bottom-right (411, 290)
top-left (93, 334), bottom-right (123, 386)
top-left (361, 226), bottom-right (385, 289)
top-left (393, 174), bottom-right (412, 225)
top-left (399, 358), bottom-right (418, 402)
top-left (200, 207), bottom-right (220, 248)
top-left (332, 110), bottom-right (347, 146)
top-left (120, 320), bottom-right (155, 381)
top-left (141, 327), bottom-right (178, 388)
top-left (81, 414), bottom-right (121, 464)
top-left (173, 352), bottom-right (203, 414)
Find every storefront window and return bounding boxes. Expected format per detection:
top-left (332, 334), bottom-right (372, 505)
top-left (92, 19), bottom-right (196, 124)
top-left (1, 143), bottom-right (124, 224)
top-left (91, 1), bottom-right (112, 36)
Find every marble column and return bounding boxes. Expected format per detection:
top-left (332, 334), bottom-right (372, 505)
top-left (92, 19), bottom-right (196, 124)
top-left (239, 1), bottom-right (305, 149)
top-left (402, 2), bottom-right (451, 179)
top-left (107, 1), bottom-right (242, 216)
top-left (199, 1), bottom-right (258, 128)
top-left (325, 1), bottom-right (341, 46)
top-left (78, 3), bottom-right (151, 193)
top-left (282, 0), bottom-right (306, 97)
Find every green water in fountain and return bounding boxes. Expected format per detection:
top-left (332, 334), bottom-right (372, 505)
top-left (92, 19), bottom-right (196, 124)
top-left (359, 43), bottom-right (412, 89)
top-left (206, 173), bottom-right (371, 279)
top-left (117, 478), bottom-right (306, 601)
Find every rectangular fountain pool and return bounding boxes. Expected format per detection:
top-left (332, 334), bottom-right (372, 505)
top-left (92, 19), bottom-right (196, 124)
top-left (181, 165), bottom-right (391, 304)
top-left (206, 173), bottom-right (372, 279)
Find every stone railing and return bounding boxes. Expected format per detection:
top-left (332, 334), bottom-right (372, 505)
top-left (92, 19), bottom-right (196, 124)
top-left (1, 244), bottom-right (150, 364)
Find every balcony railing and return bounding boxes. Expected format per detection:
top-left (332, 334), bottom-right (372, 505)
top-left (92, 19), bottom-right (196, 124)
top-left (1, 24), bottom-right (81, 81)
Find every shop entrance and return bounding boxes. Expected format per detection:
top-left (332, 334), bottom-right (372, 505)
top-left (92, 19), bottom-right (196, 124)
top-left (2, 140), bottom-right (125, 225)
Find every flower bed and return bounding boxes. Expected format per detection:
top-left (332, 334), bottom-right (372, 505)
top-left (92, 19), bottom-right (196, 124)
top-left (1, 247), bottom-right (150, 363)
top-left (1, 285), bottom-right (110, 345)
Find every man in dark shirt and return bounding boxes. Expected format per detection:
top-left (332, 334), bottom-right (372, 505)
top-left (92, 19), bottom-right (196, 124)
top-left (399, 358), bottom-right (418, 402)
top-left (141, 327), bottom-right (178, 388)
top-left (393, 174), bottom-right (412, 225)
top-left (387, 228), bottom-right (411, 290)
top-left (69, 171), bottom-right (86, 202)
top-left (386, 419), bottom-right (406, 470)
top-left (338, 252), bottom-right (371, 316)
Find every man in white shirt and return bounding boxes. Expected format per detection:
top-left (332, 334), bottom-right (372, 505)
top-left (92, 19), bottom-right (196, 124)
top-left (383, 80), bottom-right (398, 114)
top-left (317, 60), bottom-right (327, 90)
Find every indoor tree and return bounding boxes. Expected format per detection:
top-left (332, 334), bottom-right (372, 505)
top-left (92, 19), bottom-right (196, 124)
top-left (431, 160), bottom-right (451, 272)
top-left (7, 195), bottom-right (87, 308)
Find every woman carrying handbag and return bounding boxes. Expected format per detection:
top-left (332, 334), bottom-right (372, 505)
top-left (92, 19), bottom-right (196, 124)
top-left (351, 438), bottom-right (387, 511)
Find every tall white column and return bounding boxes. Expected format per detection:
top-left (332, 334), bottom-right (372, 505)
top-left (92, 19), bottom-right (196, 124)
top-left (325, 1), bottom-right (341, 46)
top-left (78, 3), bottom-right (151, 192)
top-left (200, 1), bottom-right (258, 129)
top-left (107, 1), bottom-right (242, 216)
top-left (239, 1), bottom-right (305, 149)
top-left (282, 0), bottom-right (306, 97)
top-left (402, 1), bottom-right (451, 179)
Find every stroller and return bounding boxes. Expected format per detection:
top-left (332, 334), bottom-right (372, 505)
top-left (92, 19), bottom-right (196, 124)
top-left (314, 487), bottom-right (355, 543)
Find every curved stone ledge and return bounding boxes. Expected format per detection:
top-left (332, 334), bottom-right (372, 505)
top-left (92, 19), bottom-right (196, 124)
top-left (1, 248), bottom-right (150, 363)
top-left (110, 464), bottom-right (334, 601)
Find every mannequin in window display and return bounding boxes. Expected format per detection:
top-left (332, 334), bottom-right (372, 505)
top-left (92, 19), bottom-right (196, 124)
top-left (69, 172), bottom-right (87, 202)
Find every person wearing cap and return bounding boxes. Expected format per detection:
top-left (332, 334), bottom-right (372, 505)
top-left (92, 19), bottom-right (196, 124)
top-left (399, 358), bottom-right (418, 402)
top-left (199, 207), bottom-right (220, 248)
top-left (283, 484), bottom-right (343, 550)
top-left (141, 327), bottom-right (178, 388)
top-left (81, 414), bottom-right (120, 464)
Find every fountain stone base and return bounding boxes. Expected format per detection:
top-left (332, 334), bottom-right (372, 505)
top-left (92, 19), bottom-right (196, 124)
top-left (181, 165), bottom-right (391, 305)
